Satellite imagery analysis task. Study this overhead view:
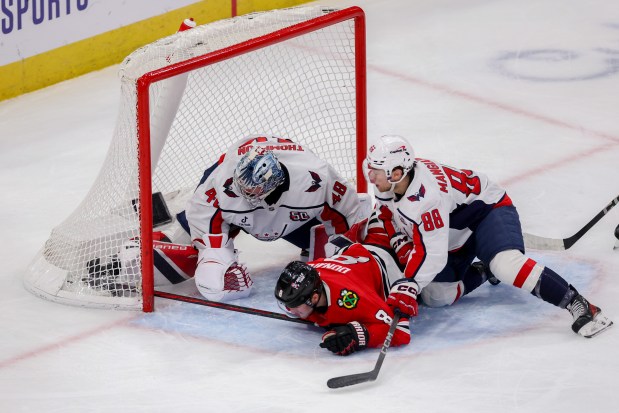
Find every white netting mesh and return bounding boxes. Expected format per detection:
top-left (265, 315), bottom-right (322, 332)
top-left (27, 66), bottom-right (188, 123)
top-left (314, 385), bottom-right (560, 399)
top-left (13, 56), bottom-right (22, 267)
top-left (25, 5), bottom-right (362, 310)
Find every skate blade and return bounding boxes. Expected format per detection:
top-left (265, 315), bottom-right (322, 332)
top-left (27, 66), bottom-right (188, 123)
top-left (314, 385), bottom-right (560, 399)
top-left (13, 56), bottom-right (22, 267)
top-left (579, 314), bottom-right (613, 338)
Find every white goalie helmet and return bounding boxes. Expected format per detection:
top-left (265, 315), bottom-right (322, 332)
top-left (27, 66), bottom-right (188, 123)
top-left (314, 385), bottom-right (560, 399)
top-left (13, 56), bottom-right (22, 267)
top-left (365, 134), bottom-right (415, 183)
top-left (233, 146), bottom-right (285, 206)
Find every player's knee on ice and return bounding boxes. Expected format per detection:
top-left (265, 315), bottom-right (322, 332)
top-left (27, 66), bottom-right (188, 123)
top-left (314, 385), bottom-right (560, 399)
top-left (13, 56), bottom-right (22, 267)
top-left (420, 281), bottom-right (465, 307)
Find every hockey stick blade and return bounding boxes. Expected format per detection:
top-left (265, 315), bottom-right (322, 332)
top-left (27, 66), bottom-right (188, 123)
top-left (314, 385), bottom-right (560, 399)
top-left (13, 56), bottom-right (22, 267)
top-left (327, 371), bottom-right (378, 389)
top-left (327, 313), bottom-right (401, 389)
top-left (524, 194), bottom-right (619, 251)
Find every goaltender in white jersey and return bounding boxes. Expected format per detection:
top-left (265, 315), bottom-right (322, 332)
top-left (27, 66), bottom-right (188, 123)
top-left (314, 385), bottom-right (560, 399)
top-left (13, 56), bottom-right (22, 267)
top-left (177, 135), bottom-right (368, 302)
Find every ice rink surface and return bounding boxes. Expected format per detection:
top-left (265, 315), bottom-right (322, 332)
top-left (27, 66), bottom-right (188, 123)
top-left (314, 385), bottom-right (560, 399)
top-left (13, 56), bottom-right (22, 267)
top-left (1, 0), bottom-right (618, 411)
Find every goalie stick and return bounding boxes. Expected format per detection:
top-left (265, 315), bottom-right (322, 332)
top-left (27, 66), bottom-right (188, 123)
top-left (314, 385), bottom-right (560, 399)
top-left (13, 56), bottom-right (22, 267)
top-left (154, 290), bottom-right (313, 325)
top-left (524, 194), bottom-right (619, 251)
top-left (327, 313), bottom-right (401, 389)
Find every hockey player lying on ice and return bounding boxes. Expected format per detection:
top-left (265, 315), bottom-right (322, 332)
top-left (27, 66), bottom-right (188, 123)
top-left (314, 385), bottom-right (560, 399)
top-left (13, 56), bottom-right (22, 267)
top-left (273, 225), bottom-right (412, 356)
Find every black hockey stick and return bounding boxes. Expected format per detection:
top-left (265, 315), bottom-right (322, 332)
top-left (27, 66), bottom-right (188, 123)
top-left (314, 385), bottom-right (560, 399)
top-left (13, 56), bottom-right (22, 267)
top-left (154, 290), bottom-right (313, 325)
top-left (327, 313), bottom-right (401, 389)
top-left (524, 194), bottom-right (619, 251)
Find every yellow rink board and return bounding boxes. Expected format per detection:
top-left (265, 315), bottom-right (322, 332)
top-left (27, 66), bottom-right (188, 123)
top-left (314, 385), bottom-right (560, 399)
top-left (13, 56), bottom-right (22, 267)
top-left (0, 0), bottom-right (312, 102)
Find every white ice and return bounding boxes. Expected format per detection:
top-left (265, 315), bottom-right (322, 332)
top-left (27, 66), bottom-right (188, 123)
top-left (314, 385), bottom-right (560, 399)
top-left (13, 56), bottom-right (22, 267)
top-left (1, 0), bottom-right (619, 412)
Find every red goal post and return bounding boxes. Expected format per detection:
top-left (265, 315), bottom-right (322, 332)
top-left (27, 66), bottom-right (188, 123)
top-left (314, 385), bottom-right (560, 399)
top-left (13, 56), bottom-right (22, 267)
top-left (26, 5), bottom-right (367, 312)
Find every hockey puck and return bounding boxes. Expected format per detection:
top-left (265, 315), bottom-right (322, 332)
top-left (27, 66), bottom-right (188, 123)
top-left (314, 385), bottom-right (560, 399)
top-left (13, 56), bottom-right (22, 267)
top-left (615, 224), bottom-right (619, 240)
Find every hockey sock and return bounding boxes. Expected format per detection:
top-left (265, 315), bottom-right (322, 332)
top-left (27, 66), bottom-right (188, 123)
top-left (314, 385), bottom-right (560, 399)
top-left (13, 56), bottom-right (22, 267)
top-left (531, 267), bottom-right (574, 307)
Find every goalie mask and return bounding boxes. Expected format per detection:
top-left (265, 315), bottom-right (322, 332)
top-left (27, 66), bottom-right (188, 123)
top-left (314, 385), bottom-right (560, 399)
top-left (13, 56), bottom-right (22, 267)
top-left (364, 135), bottom-right (415, 186)
top-left (274, 261), bottom-right (322, 313)
top-left (234, 146), bottom-right (285, 206)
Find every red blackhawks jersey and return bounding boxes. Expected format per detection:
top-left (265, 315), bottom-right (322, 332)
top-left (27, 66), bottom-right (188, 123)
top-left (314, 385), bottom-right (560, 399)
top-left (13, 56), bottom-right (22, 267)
top-left (373, 158), bottom-right (512, 289)
top-left (185, 136), bottom-right (363, 248)
top-left (305, 243), bottom-right (411, 348)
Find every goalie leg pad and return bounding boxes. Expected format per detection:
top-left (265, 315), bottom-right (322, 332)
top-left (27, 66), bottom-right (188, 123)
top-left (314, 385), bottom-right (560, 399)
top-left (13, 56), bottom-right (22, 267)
top-left (153, 240), bottom-right (198, 285)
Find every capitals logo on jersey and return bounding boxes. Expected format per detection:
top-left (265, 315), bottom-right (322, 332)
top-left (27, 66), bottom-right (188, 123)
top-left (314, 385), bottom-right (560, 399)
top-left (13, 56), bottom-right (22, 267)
top-left (337, 289), bottom-right (359, 309)
top-left (305, 171), bottom-right (322, 192)
top-left (408, 184), bottom-right (426, 202)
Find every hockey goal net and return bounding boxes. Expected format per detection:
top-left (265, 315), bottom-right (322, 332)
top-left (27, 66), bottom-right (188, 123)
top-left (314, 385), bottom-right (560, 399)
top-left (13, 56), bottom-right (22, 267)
top-left (25, 5), bottom-right (367, 311)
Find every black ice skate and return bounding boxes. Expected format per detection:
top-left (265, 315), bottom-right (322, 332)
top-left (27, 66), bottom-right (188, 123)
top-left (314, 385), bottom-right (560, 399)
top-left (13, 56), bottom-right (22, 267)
top-left (566, 294), bottom-right (613, 338)
top-left (84, 257), bottom-right (138, 297)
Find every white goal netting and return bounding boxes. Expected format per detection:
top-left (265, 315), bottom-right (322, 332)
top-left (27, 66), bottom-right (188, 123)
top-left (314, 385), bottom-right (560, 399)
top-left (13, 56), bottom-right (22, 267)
top-left (25, 5), bottom-right (365, 310)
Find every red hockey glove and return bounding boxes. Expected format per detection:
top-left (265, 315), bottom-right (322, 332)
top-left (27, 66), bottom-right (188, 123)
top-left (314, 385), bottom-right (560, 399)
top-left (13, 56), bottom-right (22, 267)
top-left (320, 321), bottom-right (369, 356)
top-left (386, 279), bottom-right (419, 317)
top-left (390, 232), bottom-right (414, 266)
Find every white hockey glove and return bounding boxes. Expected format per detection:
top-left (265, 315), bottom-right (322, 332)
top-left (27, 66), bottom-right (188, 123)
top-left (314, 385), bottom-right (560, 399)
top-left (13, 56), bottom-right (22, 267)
top-left (194, 234), bottom-right (253, 302)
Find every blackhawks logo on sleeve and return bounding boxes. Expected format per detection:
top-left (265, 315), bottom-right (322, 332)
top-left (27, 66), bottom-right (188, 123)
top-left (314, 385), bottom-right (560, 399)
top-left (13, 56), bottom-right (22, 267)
top-left (337, 289), bottom-right (359, 309)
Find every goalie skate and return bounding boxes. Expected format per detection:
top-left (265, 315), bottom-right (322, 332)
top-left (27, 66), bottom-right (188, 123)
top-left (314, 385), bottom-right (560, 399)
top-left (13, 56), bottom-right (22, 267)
top-left (567, 295), bottom-right (613, 338)
top-left (83, 240), bottom-right (141, 297)
top-left (84, 257), bottom-right (139, 297)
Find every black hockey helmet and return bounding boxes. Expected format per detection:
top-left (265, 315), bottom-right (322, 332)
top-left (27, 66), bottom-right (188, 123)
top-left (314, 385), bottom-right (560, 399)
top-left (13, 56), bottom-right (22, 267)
top-left (274, 261), bottom-right (322, 308)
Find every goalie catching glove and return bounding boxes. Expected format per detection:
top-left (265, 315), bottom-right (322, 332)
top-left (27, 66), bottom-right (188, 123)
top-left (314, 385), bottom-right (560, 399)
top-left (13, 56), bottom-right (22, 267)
top-left (320, 321), bottom-right (369, 356)
top-left (194, 234), bottom-right (253, 302)
top-left (387, 278), bottom-right (419, 318)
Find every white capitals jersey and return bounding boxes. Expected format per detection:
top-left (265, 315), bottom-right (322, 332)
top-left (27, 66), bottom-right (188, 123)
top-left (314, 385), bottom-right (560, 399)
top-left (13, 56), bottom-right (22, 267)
top-left (373, 158), bottom-right (511, 289)
top-left (185, 136), bottom-right (363, 249)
